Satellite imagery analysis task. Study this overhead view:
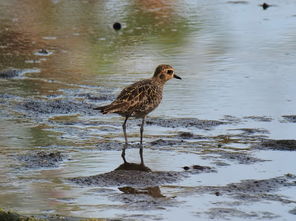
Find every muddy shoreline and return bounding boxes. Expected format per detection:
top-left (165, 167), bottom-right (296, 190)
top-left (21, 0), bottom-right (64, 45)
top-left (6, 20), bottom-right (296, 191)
top-left (1, 78), bottom-right (296, 220)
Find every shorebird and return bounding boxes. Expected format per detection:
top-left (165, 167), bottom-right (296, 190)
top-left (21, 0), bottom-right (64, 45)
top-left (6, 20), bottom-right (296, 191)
top-left (94, 64), bottom-right (181, 164)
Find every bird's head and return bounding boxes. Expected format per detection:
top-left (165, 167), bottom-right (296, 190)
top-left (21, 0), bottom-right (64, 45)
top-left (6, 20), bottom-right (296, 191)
top-left (152, 64), bottom-right (182, 83)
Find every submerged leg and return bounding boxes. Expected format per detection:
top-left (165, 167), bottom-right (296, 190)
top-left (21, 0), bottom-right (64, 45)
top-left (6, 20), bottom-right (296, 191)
top-left (139, 117), bottom-right (145, 165)
top-left (121, 116), bottom-right (129, 163)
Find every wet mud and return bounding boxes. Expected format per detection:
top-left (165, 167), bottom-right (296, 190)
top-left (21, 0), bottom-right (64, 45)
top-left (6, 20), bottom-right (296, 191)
top-left (0, 209), bottom-right (45, 221)
top-left (118, 186), bottom-right (165, 198)
top-left (18, 151), bottom-right (65, 168)
top-left (0, 68), bottom-right (40, 78)
top-left (187, 174), bottom-right (296, 219)
top-left (146, 118), bottom-right (227, 130)
top-left (253, 139), bottom-right (296, 151)
top-left (0, 68), bottom-right (295, 220)
top-left (2, 86), bottom-right (296, 220)
top-left (70, 162), bottom-right (185, 187)
top-left (230, 128), bottom-right (269, 135)
top-left (205, 150), bottom-right (266, 165)
top-left (19, 99), bottom-right (96, 117)
top-left (95, 141), bottom-right (141, 151)
top-left (282, 115), bottom-right (296, 123)
top-left (1, 0), bottom-right (296, 220)
top-left (202, 208), bottom-right (278, 220)
top-left (290, 208), bottom-right (296, 215)
top-left (243, 116), bottom-right (273, 122)
top-left (149, 138), bottom-right (185, 147)
top-left (182, 165), bottom-right (216, 173)
top-left (190, 174), bottom-right (296, 204)
top-left (227, 1), bottom-right (249, 5)
top-left (0, 68), bottom-right (23, 78)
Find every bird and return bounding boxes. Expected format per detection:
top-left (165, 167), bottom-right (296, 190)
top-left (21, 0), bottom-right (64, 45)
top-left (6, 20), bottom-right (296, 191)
top-left (94, 64), bottom-right (182, 164)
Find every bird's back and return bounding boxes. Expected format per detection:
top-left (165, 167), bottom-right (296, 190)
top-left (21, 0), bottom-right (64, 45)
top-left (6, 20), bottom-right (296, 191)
top-left (98, 78), bottom-right (163, 118)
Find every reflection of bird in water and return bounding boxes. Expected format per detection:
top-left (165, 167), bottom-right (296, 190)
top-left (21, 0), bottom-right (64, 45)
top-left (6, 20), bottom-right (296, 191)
top-left (115, 162), bottom-right (165, 198)
top-left (95, 64), bottom-right (181, 164)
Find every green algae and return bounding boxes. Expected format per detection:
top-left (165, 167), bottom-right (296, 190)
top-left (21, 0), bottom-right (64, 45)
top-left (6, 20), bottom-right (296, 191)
top-left (0, 208), bottom-right (45, 221)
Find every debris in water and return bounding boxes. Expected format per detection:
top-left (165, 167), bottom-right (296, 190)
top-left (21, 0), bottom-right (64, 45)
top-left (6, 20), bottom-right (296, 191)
top-left (260, 3), bottom-right (270, 10)
top-left (113, 22), bottom-right (122, 31)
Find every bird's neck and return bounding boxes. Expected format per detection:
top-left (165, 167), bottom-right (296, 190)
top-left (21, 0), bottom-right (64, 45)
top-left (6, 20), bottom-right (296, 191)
top-left (151, 77), bottom-right (166, 86)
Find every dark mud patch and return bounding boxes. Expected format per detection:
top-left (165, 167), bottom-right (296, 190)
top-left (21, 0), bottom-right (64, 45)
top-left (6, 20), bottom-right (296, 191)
top-left (230, 128), bottom-right (269, 135)
top-left (221, 115), bottom-right (242, 124)
top-left (95, 141), bottom-right (141, 151)
top-left (18, 151), bottom-right (65, 168)
top-left (178, 131), bottom-right (207, 139)
top-left (150, 138), bottom-right (185, 147)
top-left (0, 208), bottom-right (46, 221)
top-left (243, 116), bottom-right (273, 122)
top-left (0, 68), bottom-right (22, 78)
top-left (223, 174), bottom-right (296, 194)
top-left (192, 174), bottom-right (296, 203)
top-left (204, 151), bottom-right (266, 165)
top-left (227, 1), bottom-right (249, 4)
top-left (0, 208), bottom-right (101, 221)
top-left (18, 98), bottom-right (96, 117)
top-left (282, 115), bottom-right (296, 123)
top-left (0, 68), bottom-right (40, 78)
top-left (112, 188), bottom-right (176, 212)
top-left (0, 93), bottom-right (21, 105)
top-left (70, 163), bottom-right (185, 187)
top-left (146, 118), bottom-right (226, 130)
top-left (183, 165), bottom-right (216, 173)
top-left (115, 162), bottom-right (152, 172)
top-left (201, 208), bottom-right (278, 220)
top-left (253, 139), bottom-right (296, 151)
top-left (70, 170), bottom-right (183, 187)
top-left (75, 92), bottom-right (115, 102)
top-left (95, 139), bottom-right (191, 151)
top-left (119, 186), bottom-right (165, 198)
top-left (34, 48), bottom-right (53, 56)
top-left (211, 131), bottom-right (269, 149)
top-left (289, 207), bottom-right (296, 215)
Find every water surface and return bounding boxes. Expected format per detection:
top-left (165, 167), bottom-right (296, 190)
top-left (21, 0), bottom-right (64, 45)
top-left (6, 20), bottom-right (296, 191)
top-left (1, 0), bottom-right (296, 220)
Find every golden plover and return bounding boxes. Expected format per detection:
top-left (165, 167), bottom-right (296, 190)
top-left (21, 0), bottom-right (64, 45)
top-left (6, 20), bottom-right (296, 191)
top-left (95, 64), bottom-right (182, 164)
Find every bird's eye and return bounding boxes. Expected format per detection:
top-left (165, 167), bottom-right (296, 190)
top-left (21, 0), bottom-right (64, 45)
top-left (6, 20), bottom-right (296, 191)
top-left (167, 70), bottom-right (173, 75)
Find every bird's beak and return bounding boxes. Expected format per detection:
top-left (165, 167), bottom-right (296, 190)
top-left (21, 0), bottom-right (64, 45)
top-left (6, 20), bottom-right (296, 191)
top-left (174, 74), bottom-right (182, 80)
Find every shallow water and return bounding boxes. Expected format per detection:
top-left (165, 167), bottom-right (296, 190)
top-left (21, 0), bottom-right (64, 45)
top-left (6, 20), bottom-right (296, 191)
top-left (1, 0), bottom-right (296, 220)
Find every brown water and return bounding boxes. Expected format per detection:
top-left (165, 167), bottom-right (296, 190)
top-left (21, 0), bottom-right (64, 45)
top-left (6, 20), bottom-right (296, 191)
top-left (1, 0), bottom-right (296, 220)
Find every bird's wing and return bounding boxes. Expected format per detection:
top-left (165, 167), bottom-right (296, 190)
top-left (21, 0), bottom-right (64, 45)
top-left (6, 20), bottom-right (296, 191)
top-left (116, 80), bottom-right (156, 105)
top-left (104, 80), bottom-right (161, 115)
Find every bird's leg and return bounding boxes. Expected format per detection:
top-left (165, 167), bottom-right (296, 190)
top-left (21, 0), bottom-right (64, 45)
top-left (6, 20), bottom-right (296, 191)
top-left (139, 117), bottom-right (145, 165)
top-left (121, 116), bottom-right (129, 164)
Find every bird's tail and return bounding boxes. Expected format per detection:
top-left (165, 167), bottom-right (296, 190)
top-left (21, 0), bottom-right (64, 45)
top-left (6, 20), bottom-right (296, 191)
top-left (93, 105), bottom-right (109, 114)
top-left (94, 103), bottom-right (124, 114)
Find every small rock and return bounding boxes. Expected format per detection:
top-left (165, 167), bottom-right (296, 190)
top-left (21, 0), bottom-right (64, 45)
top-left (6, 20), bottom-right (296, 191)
top-left (38, 48), bottom-right (49, 54)
top-left (179, 132), bottom-right (194, 138)
top-left (260, 3), bottom-right (270, 10)
top-left (282, 115), bottom-right (296, 123)
top-left (289, 208), bottom-right (296, 215)
top-left (0, 69), bottom-right (21, 78)
top-left (113, 22), bottom-right (122, 31)
top-left (215, 191), bottom-right (221, 196)
top-left (18, 151), bottom-right (64, 168)
top-left (183, 166), bottom-right (190, 171)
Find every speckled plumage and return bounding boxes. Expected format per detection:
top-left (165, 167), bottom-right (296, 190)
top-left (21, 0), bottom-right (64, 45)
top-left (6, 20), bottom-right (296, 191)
top-left (99, 79), bottom-right (163, 118)
top-left (95, 64), bottom-right (181, 164)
